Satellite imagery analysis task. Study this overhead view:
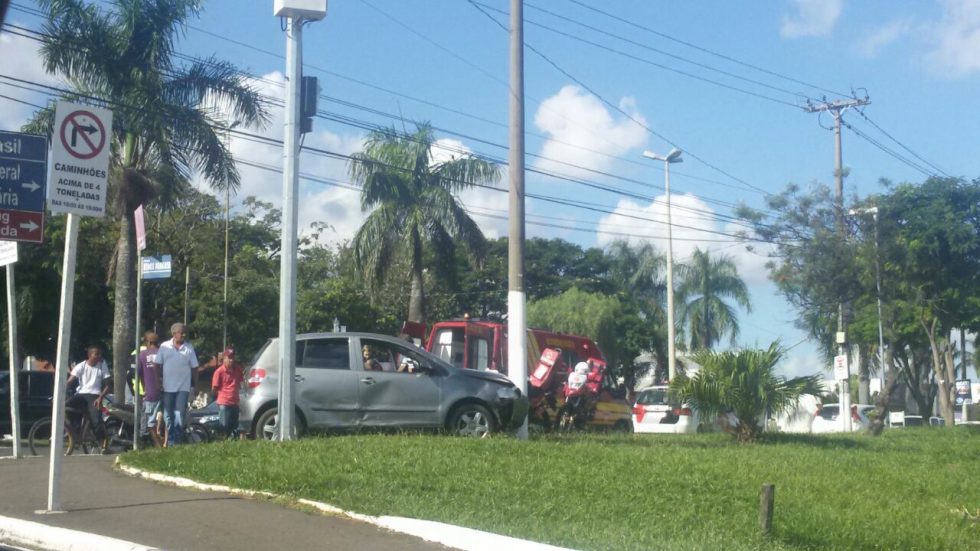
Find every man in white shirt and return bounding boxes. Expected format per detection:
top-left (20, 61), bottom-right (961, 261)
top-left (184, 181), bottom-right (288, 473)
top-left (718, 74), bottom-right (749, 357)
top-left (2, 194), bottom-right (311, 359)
top-left (158, 322), bottom-right (199, 445)
top-left (67, 345), bottom-right (111, 447)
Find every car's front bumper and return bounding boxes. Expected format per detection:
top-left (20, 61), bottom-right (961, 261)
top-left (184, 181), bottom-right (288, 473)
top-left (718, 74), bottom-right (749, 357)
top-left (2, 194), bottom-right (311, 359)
top-left (494, 386), bottom-right (529, 430)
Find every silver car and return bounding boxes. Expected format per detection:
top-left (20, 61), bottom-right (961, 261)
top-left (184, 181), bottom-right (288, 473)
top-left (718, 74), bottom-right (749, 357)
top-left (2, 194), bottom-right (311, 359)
top-left (240, 332), bottom-right (528, 439)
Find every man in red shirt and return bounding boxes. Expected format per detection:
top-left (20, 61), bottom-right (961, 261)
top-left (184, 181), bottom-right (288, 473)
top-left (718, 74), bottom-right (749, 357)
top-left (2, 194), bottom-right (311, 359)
top-left (211, 347), bottom-right (244, 439)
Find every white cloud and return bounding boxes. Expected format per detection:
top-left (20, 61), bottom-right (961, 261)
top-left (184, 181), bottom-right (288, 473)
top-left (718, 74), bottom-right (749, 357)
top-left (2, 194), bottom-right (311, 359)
top-left (194, 71), bottom-right (367, 247)
top-left (925, 0), bottom-right (980, 76)
top-left (857, 19), bottom-right (913, 58)
top-left (595, 193), bottom-right (774, 287)
top-left (0, 25), bottom-right (60, 128)
top-left (778, 351), bottom-right (828, 379)
top-left (780, 0), bottom-right (843, 38)
top-left (532, 85), bottom-right (647, 179)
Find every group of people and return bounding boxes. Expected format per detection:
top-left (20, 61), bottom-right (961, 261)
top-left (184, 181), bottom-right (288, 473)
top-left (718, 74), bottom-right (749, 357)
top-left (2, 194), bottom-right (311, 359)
top-left (135, 322), bottom-right (245, 446)
top-left (66, 322), bottom-right (245, 450)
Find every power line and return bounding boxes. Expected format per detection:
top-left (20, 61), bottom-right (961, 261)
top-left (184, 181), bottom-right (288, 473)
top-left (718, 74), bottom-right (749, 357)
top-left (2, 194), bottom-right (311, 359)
top-left (477, 1), bottom-right (803, 109)
top-left (854, 109), bottom-right (949, 177)
top-left (560, 0), bottom-right (851, 99)
top-left (0, 83), bottom-right (777, 246)
top-left (3, 20), bottom-right (776, 214)
top-left (467, 0), bottom-right (773, 197)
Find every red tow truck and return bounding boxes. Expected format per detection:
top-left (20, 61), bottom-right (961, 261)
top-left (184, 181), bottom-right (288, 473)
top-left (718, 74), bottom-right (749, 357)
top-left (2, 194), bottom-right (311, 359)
top-left (404, 317), bottom-right (632, 431)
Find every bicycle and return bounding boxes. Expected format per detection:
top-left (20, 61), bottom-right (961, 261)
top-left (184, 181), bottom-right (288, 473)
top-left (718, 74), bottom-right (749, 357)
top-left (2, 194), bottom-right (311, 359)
top-left (28, 399), bottom-right (107, 456)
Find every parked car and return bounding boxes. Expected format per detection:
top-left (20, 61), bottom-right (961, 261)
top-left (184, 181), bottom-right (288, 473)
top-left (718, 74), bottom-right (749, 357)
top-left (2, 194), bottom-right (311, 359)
top-left (631, 386), bottom-right (698, 434)
top-left (240, 332), bottom-right (529, 439)
top-left (811, 403), bottom-right (875, 433)
top-left (1, 371), bottom-right (55, 437)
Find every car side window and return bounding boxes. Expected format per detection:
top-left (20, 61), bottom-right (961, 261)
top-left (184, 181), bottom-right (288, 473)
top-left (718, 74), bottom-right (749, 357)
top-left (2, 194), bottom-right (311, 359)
top-left (362, 339), bottom-right (436, 375)
top-left (301, 339), bottom-right (350, 370)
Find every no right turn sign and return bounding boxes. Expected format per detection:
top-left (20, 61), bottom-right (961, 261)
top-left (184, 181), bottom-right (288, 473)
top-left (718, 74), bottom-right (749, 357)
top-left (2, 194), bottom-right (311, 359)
top-left (47, 101), bottom-right (112, 217)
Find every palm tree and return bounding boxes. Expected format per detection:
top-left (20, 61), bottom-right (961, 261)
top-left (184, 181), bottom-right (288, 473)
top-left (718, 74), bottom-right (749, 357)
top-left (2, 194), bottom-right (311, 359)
top-left (26, 0), bottom-right (267, 393)
top-left (348, 123), bottom-right (499, 324)
top-left (670, 343), bottom-right (823, 442)
top-left (605, 240), bottom-right (669, 380)
top-left (675, 248), bottom-right (751, 351)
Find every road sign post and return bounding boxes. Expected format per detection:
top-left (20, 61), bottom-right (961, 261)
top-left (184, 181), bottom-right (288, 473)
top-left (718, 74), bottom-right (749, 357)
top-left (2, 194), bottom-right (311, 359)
top-left (44, 101), bottom-right (112, 513)
top-left (0, 131), bottom-right (47, 243)
top-left (0, 241), bottom-right (20, 458)
top-left (47, 103), bottom-right (111, 218)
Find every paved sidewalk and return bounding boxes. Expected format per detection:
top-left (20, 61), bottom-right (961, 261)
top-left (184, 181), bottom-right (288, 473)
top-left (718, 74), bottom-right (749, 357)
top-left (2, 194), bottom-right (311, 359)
top-left (0, 454), bottom-right (447, 550)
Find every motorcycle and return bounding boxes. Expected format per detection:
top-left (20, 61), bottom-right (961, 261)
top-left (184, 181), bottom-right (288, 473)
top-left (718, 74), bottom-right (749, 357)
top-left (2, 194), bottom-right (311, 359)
top-left (556, 359), bottom-right (605, 432)
top-left (101, 395), bottom-right (210, 450)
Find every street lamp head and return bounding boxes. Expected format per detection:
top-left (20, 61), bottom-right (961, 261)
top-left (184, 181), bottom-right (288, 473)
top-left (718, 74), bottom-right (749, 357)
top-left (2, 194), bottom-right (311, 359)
top-left (642, 148), bottom-right (684, 163)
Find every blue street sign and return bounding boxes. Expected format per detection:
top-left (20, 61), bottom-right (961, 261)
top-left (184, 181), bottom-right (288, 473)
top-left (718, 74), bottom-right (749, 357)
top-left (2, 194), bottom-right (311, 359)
top-left (0, 131), bottom-right (48, 213)
top-left (142, 255), bottom-right (172, 280)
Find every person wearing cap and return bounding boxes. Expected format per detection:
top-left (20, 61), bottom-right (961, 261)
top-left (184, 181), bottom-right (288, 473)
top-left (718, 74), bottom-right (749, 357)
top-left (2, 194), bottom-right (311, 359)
top-left (211, 347), bottom-right (245, 439)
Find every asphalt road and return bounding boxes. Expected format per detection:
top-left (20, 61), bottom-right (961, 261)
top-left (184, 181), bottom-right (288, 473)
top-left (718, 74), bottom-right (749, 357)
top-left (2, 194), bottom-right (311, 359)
top-left (0, 451), bottom-right (449, 550)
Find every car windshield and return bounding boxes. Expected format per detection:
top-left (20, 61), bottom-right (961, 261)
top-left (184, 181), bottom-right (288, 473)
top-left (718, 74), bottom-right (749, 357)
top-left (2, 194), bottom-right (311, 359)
top-left (636, 388), bottom-right (671, 406)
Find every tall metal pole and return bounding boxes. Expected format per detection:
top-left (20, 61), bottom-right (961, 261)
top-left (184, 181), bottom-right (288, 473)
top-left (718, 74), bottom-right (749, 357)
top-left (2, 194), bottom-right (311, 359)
top-left (183, 266), bottom-right (190, 326)
top-left (223, 181), bottom-right (230, 351)
top-left (872, 209), bottom-right (885, 388)
top-left (6, 260), bottom-right (21, 458)
top-left (47, 213), bottom-right (80, 512)
top-left (277, 16), bottom-right (302, 441)
top-left (664, 160), bottom-right (676, 382)
top-left (507, 0), bottom-right (528, 439)
top-left (133, 253), bottom-right (142, 450)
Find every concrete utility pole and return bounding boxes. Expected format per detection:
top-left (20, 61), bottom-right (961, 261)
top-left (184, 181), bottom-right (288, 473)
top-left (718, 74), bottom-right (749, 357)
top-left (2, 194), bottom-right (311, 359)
top-left (805, 96), bottom-right (870, 431)
top-left (274, 0), bottom-right (326, 440)
top-left (507, 0), bottom-right (528, 439)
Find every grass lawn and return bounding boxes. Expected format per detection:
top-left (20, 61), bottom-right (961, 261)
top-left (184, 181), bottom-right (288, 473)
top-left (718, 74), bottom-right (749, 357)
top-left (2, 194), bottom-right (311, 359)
top-left (119, 427), bottom-right (980, 550)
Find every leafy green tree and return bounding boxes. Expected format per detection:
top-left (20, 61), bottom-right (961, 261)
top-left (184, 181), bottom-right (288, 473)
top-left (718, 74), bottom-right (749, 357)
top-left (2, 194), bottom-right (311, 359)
top-left (348, 123), bottom-right (499, 325)
top-left (675, 248), bottom-right (751, 351)
top-left (28, 0), bottom-right (267, 393)
top-left (880, 177), bottom-right (980, 424)
top-left (670, 343), bottom-right (822, 443)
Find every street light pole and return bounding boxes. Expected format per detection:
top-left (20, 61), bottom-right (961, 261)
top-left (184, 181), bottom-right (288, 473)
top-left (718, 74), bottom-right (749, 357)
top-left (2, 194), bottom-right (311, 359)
top-left (643, 148), bottom-right (683, 382)
top-left (850, 207), bottom-right (885, 385)
top-left (274, 0), bottom-right (326, 441)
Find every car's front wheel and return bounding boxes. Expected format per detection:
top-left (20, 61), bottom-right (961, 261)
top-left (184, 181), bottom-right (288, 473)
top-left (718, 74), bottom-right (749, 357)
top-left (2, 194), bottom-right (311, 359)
top-left (448, 404), bottom-right (496, 438)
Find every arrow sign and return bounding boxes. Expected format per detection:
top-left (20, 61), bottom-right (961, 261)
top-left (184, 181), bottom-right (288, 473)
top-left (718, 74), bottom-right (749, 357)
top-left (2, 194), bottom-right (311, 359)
top-left (0, 210), bottom-right (44, 243)
top-left (0, 131), bottom-right (47, 243)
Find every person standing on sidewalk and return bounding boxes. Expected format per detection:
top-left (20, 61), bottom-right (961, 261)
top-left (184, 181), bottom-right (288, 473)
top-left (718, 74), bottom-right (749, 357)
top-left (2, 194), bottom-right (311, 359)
top-left (66, 345), bottom-right (111, 449)
top-left (137, 331), bottom-right (164, 447)
top-left (158, 323), bottom-right (199, 445)
top-left (211, 347), bottom-right (244, 439)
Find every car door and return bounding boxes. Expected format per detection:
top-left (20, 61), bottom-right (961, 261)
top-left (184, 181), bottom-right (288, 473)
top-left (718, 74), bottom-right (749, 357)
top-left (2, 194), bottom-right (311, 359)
top-left (295, 337), bottom-right (360, 429)
top-left (356, 337), bottom-right (442, 428)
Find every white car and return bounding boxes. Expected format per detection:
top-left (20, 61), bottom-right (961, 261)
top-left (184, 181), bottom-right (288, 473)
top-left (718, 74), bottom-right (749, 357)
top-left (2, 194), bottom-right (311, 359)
top-left (811, 403), bottom-right (875, 433)
top-left (631, 386), bottom-right (698, 434)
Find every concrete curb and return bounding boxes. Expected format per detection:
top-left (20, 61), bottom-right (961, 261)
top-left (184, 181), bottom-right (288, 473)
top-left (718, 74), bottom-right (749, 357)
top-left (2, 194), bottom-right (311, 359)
top-left (0, 514), bottom-right (158, 551)
top-left (116, 461), bottom-right (575, 551)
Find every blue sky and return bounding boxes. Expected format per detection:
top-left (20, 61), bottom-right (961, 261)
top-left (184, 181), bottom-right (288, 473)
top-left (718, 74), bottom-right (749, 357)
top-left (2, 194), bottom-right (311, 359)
top-left (2, 0), bottom-right (979, 378)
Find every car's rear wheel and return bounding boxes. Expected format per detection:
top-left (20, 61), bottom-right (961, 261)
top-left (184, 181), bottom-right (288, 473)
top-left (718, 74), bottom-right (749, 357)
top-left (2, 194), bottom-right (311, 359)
top-left (448, 404), bottom-right (495, 438)
top-left (254, 407), bottom-right (305, 440)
